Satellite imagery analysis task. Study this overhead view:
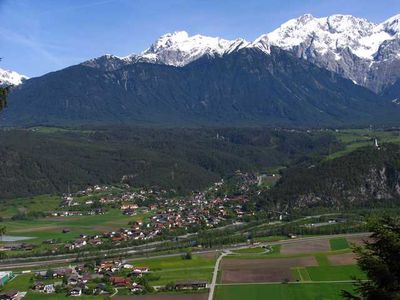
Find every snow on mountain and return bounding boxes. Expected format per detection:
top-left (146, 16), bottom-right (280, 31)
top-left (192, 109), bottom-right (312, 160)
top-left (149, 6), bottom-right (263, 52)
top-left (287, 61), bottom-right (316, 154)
top-left (89, 14), bottom-right (400, 67)
top-left (380, 14), bottom-right (400, 35)
top-left (135, 31), bottom-right (249, 66)
top-left (266, 14), bottom-right (395, 61)
top-left (0, 68), bottom-right (28, 87)
top-left (84, 14), bottom-right (400, 92)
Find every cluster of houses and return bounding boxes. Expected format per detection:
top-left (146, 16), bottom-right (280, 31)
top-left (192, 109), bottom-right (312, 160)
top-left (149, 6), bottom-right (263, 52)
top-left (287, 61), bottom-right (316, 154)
top-left (29, 260), bottom-right (151, 297)
top-left (0, 243), bottom-right (35, 252)
top-left (50, 176), bottom-right (258, 252)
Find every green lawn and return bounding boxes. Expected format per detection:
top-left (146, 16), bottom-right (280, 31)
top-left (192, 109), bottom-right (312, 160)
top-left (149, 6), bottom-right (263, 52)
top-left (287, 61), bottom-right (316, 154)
top-left (2, 274), bottom-right (33, 291)
top-left (148, 267), bottom-right (214, 285)
top-left (291, 268), bottom-right (311, 282)
top-left (131, 254), bottom-right (216, 270)
top-left (215, 283), bottom-right (355, 300)
top-left (330, 238), bottom-right (350, 251)
top-left (1, 209), bottom-right (153, 245)
top-left (306, 265), bottom-right (365, 281)
top-left (315, 254), bottom-right (330, 266)
top-left (130, 254), bottom-right (217, 286)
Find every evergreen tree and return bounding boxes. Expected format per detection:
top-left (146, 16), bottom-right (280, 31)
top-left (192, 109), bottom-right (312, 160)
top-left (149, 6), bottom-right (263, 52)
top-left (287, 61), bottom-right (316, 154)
top-left (343, 216), bottom-right (400, 300)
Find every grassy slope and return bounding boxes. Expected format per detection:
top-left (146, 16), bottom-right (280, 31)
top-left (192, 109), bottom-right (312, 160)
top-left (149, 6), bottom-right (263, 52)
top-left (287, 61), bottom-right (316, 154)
top-left (329, 129), bottom-right (400, 159)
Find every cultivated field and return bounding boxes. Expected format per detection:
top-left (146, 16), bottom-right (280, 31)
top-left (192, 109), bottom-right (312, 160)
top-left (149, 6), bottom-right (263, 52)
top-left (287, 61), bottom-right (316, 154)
top-left (280, 239), bottom-right (330, 255)
top-left (328, 253), bottom-right (357, 265)
top-left (220, 257), bottom-right (318, 283)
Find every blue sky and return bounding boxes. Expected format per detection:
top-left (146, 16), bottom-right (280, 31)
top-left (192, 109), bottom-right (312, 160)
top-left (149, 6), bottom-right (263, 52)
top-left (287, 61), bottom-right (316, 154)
top-left (1, 0), bottom-right (399, 77)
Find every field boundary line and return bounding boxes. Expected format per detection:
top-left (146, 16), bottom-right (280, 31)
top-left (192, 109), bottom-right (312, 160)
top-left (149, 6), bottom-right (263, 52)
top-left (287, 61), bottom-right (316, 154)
top-left (217, 280), bottom-right (369, 286)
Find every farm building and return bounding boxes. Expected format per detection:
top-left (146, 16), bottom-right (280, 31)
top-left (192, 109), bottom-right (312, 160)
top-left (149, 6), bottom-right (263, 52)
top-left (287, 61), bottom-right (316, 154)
top-left (0, 290), bottom-right (18, 300)
top-left (174, 280), bottom-right (207, 290)
top-left (0, 271), bottom-right (13, 286)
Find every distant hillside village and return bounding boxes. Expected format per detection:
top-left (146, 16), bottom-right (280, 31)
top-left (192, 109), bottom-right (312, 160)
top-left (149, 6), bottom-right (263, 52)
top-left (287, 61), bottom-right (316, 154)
top-left (0, 171), bottom-right (277, 255)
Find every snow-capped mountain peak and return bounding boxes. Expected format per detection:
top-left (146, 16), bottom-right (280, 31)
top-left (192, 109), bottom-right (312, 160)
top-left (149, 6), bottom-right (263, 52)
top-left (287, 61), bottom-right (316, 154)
top-left (137, 31), bottom-right (249, 66)
top-left (0, 68), bottom-right (28, 87)
top-left (249, 34), bottom-right (271, 54)
top-left (380, 14), bottom-right (400, 35)
top-left (82, 13), bottom-right (400, 93)
top-left (266, 14), bottom-right (378, 58)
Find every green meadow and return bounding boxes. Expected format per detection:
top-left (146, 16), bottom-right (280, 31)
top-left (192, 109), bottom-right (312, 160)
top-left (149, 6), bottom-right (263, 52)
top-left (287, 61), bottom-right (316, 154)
top-left (329, 128), bottom-right (400, 159)
top-left (130, 254), bottom-right (217, 285)
top-left (215, 283), bottom-right (355, 300)
top-left (330, 238), bottom-right (350, 251)
top-left (1, 209), bottom-right (153, 246)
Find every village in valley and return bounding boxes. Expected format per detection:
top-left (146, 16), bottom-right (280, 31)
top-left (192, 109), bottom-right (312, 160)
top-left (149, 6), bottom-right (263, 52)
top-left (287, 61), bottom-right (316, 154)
top-left (0, 158), bottom-right (376, 300)
top-left (0, 171), bottom-right (280, 299)
top-left (0, 150), bottom-right (386, 300)
top-left (0, 171), bottom-right (264, 254)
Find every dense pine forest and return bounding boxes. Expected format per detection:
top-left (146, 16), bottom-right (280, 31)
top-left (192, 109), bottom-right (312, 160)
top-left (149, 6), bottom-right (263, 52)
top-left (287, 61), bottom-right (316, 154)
top-left (0, 127), bottom-right (340, 198)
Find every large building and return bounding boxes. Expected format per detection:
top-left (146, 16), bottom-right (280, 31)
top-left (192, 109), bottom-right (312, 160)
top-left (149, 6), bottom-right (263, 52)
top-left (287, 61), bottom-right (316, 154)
top-left (0, 271), bottom-right (13, 286)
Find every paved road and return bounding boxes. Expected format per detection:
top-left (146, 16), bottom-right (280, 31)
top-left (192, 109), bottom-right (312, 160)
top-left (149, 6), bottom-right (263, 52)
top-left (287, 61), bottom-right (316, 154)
top-left (0, 232), bottom-right (370, 271)
top-left (208, 250), bottom-right (230, 300)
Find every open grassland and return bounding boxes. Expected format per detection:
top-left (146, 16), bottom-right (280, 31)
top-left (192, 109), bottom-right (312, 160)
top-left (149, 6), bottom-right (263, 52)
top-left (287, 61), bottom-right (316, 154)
top-left (330, 238), bottom-right (350, 251)
top-left (0, 194), bottom-right (60, 218)
top-left (131, 254), bottom-right (217, 270)
top-left (330, 128), bottom-right (400, 159)
top-left (130, 254), bottom-right (217, 285)
top-left (148, 268), bottom-right (213, 286)
top-left (115, 293), bottom-right (208, 300)
top-left (215, 283), bottom-right (355, 300)
top-left (306, 265), bottom-right (365, 281)
top-left (1, 209), bottom-right (153, 245)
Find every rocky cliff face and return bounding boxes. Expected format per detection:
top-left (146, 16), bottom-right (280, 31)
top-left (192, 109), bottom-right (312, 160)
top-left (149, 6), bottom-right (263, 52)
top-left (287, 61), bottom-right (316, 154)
top-left (269, 144), bottom-right (400, 209)
top-left (266, 14), bottom-right (400, 93)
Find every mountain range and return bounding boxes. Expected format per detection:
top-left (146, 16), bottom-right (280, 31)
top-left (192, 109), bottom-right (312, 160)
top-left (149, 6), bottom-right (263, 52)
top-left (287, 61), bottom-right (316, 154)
top-left (83, 14), bottom-right (400, 93)
top-left (2, 13), bottom-right (400, 127)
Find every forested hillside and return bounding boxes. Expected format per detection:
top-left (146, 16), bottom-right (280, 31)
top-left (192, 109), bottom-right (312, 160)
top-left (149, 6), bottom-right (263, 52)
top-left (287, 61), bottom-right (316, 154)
top-left (259, 143), bottom-right (400, 210)
top-left (0, 127), bottom-right (339, 199)
top-left (3, 48), bottom-right (398, 127)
